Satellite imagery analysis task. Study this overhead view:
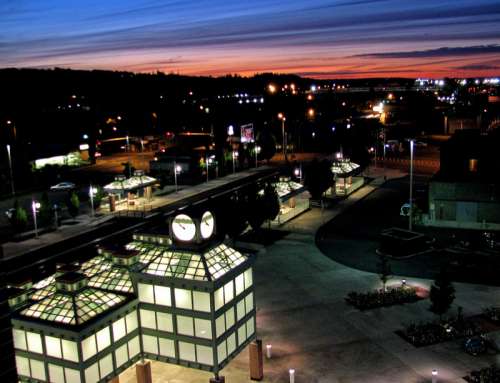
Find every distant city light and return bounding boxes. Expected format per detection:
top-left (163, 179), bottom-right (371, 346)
top-left (227, 125), bottom-right (234, 136)
top-left (268, 84), bottom-right (277, 93)
top-left (82, 134), bottom-right (88, 139)
top-left (310, 85), bottom-right (317, 92)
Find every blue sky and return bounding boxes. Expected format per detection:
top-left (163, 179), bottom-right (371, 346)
top-left (1, 0), bottom-right (499, 78)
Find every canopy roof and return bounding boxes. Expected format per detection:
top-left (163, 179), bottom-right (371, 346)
top-left (142, 243), bottom-right (247, 281)
top-left (20, 288), bottom-right (127, 326)
top-left (331, 159), bottom-right (361, 176)
top-left (104, 174), bottom-right (157, 193)
top-left (88, 267), bottom-right (134, 294)
top-left (274, 180), bottom-right (304, 198)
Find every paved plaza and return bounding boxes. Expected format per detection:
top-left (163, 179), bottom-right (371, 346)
top-left (121, 230), bottom-right (498, 382)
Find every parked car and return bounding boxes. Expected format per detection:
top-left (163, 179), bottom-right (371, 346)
top-left (50, 182), bottom-right (76, 191)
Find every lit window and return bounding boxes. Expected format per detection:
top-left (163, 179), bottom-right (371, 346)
top-left (195, 318), bottom-right (212, 339)
top-left (128, 336), bottom-right (140, 358)
top-left (12, 329), bottom-right (27, 350)
top-left (159, 338), bottom-right (175, 358)
top-left (179, 341), bottom-right (196, 362)
top-left (30, 359), bottom-right (46, 381)
top-left (246, 317), bottom-right (255, 337)
top-left (175, 288), bottom-right (192, 310)
top-left (244, 268), bottom-right (253, 288)
top-left (82, 335), bottom-right (97, 361)
top-left (224, 281), bottom-right (234, 304)
top-left (238, 324), bottom-right (247, 346)
top-left (15, 356), bottom-right (30, 377)
top-left (96, 327), bottom-right (111, 352)
top-left (196, 344), bottom-right (213, 366)
top-left (140, 309), bottom-right (156, 329)
top-left (236, 299), bottom-right (245, 321)
top-left (62, 339), bottom-right (78, 362)
top-left (45, 336), bottom-right (62, 358)
top-left (48, 364), bottom-right (64, 383)
top-left (225, 307), bottom-right (235, 329)
top-left (115, 344), bottom-right (128, 368)
top-left (217, 341), bottom-right (227, 364)
top-left (193, 291), bottom-right (210, 312)
top-left (216, 315), bottom-right (225, 337)
top-left (138, 283), bottom-right (155, 304)
top-left (235, 274), bottom-right (244, 295)
top-left (85, 363), bottom-right (99, 383)
top-left (99, 354), bottom-right (113, 379)
top-left (177, 315), bottom-right (194, 336)
top-left (154, 285), bottom-right (171, 306)
top-left (113, 318), bottom-right (126, 341)
top-left (214, 287), bottom-right (224, 310)
top-left (26, 332), bottom-right (43, 354)
top-left (142, 334), bottom-right (158, 354)
top-left (245, 292), bottom-right (254, 314)
top-left (126, 311), bottom-right (138, 332)
top-left (157, 312), bottom-right (173, 333)
top-left (227, 333), bottom-right (236, 355)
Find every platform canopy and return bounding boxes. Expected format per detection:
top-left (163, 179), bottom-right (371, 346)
top-left (103, 171), bottom-right (157, 193)
top-left (331, 158), bottom-right (361, 177)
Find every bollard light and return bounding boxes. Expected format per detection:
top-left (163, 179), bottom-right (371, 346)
top-left (432, 369), bottom-right (438, 383)
top-left (266, 344), bottom-right (272, 359)
top-left (289, 369), bottom-right (295, 383)
top-left (401, 279), bottom-right (407, 286)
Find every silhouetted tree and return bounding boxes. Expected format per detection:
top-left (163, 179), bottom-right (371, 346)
top-left (38, 192), bottom-right (53, 227)
top-left (67, 191), bottom-right (80, 219)
top-left (10, 200), bottom-right (27, 232)
top-left (304, 159), bottom-right (333, 200)
top-left (429, 269), bottom-right (455, 321)
top-left (377, 254), bottom-right (392, 291)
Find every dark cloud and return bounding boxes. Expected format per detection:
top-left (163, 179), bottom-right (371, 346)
top-left (355, 45), bottom-right (500, 59)
top-left (455, 64), bottom-right (499, 70)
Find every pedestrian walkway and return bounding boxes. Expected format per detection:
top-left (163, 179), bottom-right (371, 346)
top-left (280, 166), bottom-right (405, 234)
top-left (1, 166), bottom-right (277, 259)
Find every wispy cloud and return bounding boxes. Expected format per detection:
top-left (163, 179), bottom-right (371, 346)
top-left (355, 45), bottom-right (500, 59)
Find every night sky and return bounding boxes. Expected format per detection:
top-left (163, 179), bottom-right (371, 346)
top-left (1, 0), bottom-right (500, 78)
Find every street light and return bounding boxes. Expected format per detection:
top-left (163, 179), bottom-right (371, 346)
top-left (232, 151), bottom-right (238, 174)
top-left (89, 185), bottom-right (98, 217)
top-left (409, 139), bottom-right (415, 231)
top-left (174, 162), bottom-right (181, 192)
top-left (278, 113), bottom-right (286, 161)
top-left (255, 145), bottom-right (261, 168)
top-left (6, 144), bottom-right (15, 196)
top-left (32, 199), bottom-right (41, 238)
top-left (431, 369), bottom-right (438, 383)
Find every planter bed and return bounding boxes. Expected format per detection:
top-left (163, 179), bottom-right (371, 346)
top-left (396, 317), bottom-right (483, 347)
top-left (345, 286), bottom-right (422, 310)
top-left (464, 365), bottom-right (500, 383)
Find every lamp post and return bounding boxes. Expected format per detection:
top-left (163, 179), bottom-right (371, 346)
top-left (32, 199), bottom-right (40, 238)
top-left (6, 144), bottom-right (15, 196)
top-left (255, 145), bottom-right (261, 168)
top-left (126, 134), bottom-right (131, 178)
top-left (431, 369), bottom-right (438, 383)
top-left (206, 154), bottom-right (209, 183)
top-left (89, 185), bottom-right (98, 217)
top-left (232, 151), bottom-right (238, 174)
top-left (278, 113), bottom-right (286, 161)
top-left (174, 161), bottom-right (181, 192)
top-left (409, 139), bottom-right (414, 231)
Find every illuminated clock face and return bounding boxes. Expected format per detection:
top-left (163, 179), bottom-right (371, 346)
top-left (200, 211), bottom-right (215, 239)
top-left (172, 214), bottom-right (196, 242)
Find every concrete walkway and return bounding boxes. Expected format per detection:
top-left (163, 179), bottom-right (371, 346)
top-left (1, 166), bottom-right (276, 259)
top-left (280, 166), bottom-right (405, 234)
top-left (121, 232), bottom-right (498, 383)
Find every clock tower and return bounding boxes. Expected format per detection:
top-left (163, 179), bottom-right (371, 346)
top-left (168, 209), bottom-right (216, 249)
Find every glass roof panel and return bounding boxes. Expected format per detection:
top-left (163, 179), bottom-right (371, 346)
top-left (88, 268), bottom-right (133, 294)
top-left (81, 256), bottom-right (113, 277)
top-left (20, 289), bottom-right (128, 326)
top-left (145, 250), bottom-right (206, 280)
top-left (274, 180), bottom-right (303, 198)
top-left (204, 244), bottom-right (246, 280)
top-left (331, 159), bottom-right (360, 175)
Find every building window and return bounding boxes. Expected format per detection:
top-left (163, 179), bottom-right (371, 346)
top-left (178, 341), bottom-right (196, 362)
top-left (177, 315), bottom-right (194, 336)
top-left (175, 288), bottom-right (192, 310)
top-left (469, 158), bottom-right (478, 172)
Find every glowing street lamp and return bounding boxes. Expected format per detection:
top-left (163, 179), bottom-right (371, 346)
top-left (232, 151), bottom-right (238, 174)
top-left (89, 185), bottom-right (98, 217)
top-left (308, 108), bottom-right (315, 118)
top-left (268, 84), bottom-right (277, 94)
top-left (278, 113), bottom-right (287, 161)
top-left (255, 145), bottom-right (261, 168)
top-left (174, 162), bottom-right (182, 192)
top-left (32, 199), bottom-right (41, 238)
top-left (432, 369), bottom-right (438, 383)
top-left (409, 139), bottom-right (415, 231)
